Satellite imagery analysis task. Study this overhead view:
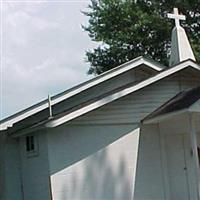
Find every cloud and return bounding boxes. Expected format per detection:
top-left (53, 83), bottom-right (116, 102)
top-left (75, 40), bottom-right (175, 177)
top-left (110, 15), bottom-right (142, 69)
top-left (1, 1), bottom-right (97, 119)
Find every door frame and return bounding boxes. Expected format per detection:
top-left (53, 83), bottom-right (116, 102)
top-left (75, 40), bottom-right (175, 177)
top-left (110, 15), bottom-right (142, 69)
top-left (159, 128), bottom-right (192, 200)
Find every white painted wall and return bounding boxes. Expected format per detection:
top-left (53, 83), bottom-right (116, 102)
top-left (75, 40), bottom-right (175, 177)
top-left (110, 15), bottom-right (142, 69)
top-left (46, 69), bottom-right (200, 200)
top-left (19, 131), bottom-right (51, 200)
top-left (134, 124), bottom-right (165, 200)
top-left (159, 115), bottom-right (198, 200)
top-left (1, 66), bottom-right (199, 200)
top-left (71, 70), bottom-right (200, 125)
top-left (0, 134), bottom-right (6, 200)
top-left (3, 136), bottom-right (23, 200)
top-left (72, 75), bottom-right (180, 124)
top-left (47, 124), bottom-right (139, 200)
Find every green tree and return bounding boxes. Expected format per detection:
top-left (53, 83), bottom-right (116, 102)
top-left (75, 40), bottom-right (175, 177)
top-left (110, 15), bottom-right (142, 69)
top-left (83, 0), bottom-right (200, 75)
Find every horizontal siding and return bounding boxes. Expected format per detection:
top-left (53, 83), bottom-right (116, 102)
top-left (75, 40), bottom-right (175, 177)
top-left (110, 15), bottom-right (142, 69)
top-left (20, 131), bottom-right (51, 200)
top-left (180, 68), bottom-right (200, 89)
top-left (71, 70), bottom-right (200, 125)
top-left (4, 137), bottom-right (23, 200)
top-left (71, 77), bottom-right (180, 124)
top-left (10, 65), bottom-right (156, 132)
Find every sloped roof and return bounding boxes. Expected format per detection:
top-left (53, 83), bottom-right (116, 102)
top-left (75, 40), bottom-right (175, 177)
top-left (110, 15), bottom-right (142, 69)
top-left (143, 86), bottom-right (200, 123)
top-left (45, 59), bottom-right (200, 128)
top-left (2, 60), bottom-right (200, 137)
top-left (0, 56), bottom-right (164, 130)
top-left (1, 59), bottom-right (200, 135)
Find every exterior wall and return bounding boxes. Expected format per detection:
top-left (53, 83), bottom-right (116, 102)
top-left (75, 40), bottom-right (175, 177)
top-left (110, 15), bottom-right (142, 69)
top-left (158, 115), bottom-right (198, 200)
top-left (19, 130), bottom-right (51, 200)
top-left (71, 69), bottom-right (200, 125)
top-left (47, 124), bottom-right (139, 200)
top-left (179, 68), bottom-right (200, 90)
top-left (134, 124), bottom-right (165, 200)
top-left (1, 67), bottom-right (199, 200)
top-left (72, 75), bottom-right (181, 124)
top-left (3, 135), bottom-right (23, 200)
top-left (0, 134), bottom-right (6, 200)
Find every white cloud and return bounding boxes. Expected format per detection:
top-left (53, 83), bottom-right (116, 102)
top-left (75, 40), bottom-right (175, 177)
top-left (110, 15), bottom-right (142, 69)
top-left (1, 1), bottom-right (98, 119)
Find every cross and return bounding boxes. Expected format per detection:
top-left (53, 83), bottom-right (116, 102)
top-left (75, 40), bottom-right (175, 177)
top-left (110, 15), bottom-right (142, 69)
top-left (167, 8), bottom-right (186, 27)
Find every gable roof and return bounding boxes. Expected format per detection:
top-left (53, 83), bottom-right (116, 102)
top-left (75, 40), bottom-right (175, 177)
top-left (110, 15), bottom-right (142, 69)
top-left (45, 59), bottom-right (200, 128)
top-left (143, 86), bottom-right (200, 124)
top-left (2, 59), bottom-right (200, 135)
top-left (0, 56), bottom-right (164, 131)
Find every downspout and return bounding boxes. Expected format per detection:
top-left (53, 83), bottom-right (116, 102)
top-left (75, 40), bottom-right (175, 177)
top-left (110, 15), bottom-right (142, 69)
top-left (188, 113), bottom-right (200, 200)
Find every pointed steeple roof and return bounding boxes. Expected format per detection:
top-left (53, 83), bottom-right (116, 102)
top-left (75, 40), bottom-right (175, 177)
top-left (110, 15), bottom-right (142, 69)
top-left (168, 8), bottom-right (196, 66)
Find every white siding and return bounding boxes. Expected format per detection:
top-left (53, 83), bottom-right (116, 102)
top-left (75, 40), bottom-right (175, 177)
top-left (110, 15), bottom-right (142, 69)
top-left (134, 124), bottom-right (165, 200)
top-left (47, 124), bottom-right (139, 200)
top-left (179, 68), bottom-right (200, 90)
top-left (72, 76), bottom-right (180, 124)
top-left (71, 70), bottom-right (200, 125)
top-left (3, 136), bottom-right (23, 200)
top-left (0, 134), bottom-right (6, 200)
top-left (19, 131), bottom-right (51, 200)
top-left (158, 115), bottom-right (198, 200)
top-left (53, 66), bottom-right (156, 115)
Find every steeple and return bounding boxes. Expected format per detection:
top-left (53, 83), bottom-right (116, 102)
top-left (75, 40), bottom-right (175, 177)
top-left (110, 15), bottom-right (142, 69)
top-left (168, 8), bottom-right (196, 66)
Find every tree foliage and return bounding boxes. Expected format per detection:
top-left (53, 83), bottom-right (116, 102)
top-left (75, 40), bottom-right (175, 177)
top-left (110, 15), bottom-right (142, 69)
top-left (83, 0), bottom-right (200, 75)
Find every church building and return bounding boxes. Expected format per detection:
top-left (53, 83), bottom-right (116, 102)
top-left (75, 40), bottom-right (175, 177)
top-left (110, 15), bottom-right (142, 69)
top-left (0, 8), bottom-right (200, 200)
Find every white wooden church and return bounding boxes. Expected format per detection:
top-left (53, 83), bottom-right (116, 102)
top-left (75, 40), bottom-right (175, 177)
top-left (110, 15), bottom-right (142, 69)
top-left (0, 8), bottom-right (200, 200)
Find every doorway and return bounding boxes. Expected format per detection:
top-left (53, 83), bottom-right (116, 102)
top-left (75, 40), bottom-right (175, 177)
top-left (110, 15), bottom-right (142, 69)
top-left (164, 133), bottom-right (190, 200)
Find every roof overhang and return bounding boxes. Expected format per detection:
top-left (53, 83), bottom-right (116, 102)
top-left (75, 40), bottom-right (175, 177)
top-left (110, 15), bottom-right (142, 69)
top-left (0, 56), bottom-right (165, 131)
top-left (2, 59), bottom-right (200, 136)
top-left (143, 99), bottom-right (200, 125)
top-left (45, 60), bottom-right (200, 128)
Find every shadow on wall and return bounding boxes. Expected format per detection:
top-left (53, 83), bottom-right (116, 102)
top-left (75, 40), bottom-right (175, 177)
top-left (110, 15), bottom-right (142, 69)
top-left (49, 124), bottom-right (137, 174)
top-left (60, 151), bottom-right (132, 200)
top-left (49, 124), bottom-right (138, 200)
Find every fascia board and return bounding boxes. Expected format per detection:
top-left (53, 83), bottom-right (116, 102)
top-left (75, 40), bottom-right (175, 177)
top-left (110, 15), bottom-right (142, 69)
top-left (46, 60), bottom-right (200, 128)
top-left (0, 56), bottom-right (164, 130)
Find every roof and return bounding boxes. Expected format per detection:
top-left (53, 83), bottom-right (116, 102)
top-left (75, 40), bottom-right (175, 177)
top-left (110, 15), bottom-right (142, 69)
top-left (2, 59), bottom-right (200, 135)
top-left (0, 56), bottom-right (164, 130)
top-left (143, 86), bottom-right (200, 123)
top-left (45, 59), bottom-right (200, 128)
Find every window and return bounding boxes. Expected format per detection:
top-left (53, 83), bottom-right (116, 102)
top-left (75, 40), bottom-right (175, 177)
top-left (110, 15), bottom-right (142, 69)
top-left (25, 135), bottom-right (38, 157)
top-left (26, 136), bottom-right (35, 152)
top-left (197, 147), bottom-right (200, 165)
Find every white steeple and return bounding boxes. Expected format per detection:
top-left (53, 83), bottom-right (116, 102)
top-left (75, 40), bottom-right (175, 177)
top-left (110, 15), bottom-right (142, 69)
top-left (168, 8), bottom-right (196, 66)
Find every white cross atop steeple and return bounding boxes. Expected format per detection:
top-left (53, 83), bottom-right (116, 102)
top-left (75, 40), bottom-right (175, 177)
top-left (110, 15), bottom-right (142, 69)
top-left (167, 8), bottom-right (196, 66)
top-left (167, 8), bottom-right (186, 27)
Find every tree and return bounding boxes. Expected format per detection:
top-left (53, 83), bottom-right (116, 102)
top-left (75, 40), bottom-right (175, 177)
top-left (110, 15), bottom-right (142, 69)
top-left (83, 0), bottom-right (200, 75)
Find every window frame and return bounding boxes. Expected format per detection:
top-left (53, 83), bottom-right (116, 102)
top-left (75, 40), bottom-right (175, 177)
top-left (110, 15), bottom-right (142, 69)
top-left (25, 135), bottom-right (38, 157)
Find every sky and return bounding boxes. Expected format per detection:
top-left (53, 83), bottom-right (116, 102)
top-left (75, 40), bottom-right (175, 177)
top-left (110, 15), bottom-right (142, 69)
top-left (0, 0), bottom-right (98, 119)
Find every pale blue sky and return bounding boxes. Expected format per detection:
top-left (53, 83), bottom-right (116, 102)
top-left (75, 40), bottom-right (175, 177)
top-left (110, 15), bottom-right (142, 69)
top-left (1, 0), bottom-right (97, 119)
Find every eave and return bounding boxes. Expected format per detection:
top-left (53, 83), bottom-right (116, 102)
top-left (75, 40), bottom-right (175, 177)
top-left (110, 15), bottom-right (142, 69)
top-left (45, 60), bottom-right (200, 128)
top-left (0, 56), bottom-right (164, 131)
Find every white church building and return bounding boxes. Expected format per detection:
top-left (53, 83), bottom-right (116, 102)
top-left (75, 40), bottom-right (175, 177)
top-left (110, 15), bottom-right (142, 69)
top-left (0, 8), bottom-right (200, 200)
